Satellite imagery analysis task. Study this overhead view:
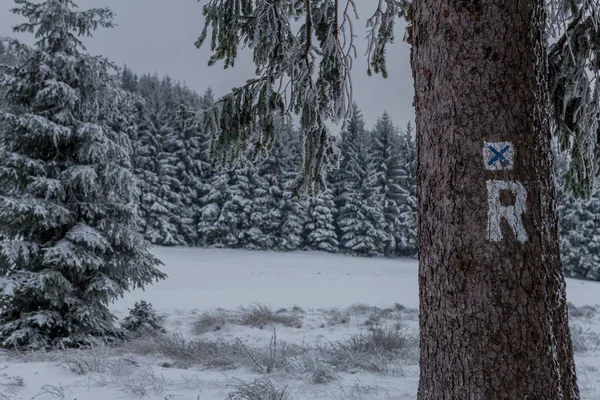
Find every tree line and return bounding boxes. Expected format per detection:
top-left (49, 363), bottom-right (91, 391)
top-left (119, 66), bottom-right (418, 257)
top-left (2, 36), bottom-right (598, 279)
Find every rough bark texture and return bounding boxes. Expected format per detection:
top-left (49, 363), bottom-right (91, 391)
top-left (412, 0), bottom-right (579, 398)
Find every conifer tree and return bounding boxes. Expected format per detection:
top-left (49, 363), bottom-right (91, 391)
top-left (337, 106), bottom-right (387, 256)
top-left (0, 0), bottom-right (165, 348)
top-left (244, 170), bottom-right (273, 250)
top-left (0, 40), bottom-right (15, 114)
top-left (0, 40), bottom-right (6, 63)
top-left (218, 164), bottom-right (256, 248)
top-left (132, 74), bottom-right (185, 245)
top-left (120, 65), bottom-right (139, 93)
top-left (274, 122), bottom-right (306, 251)
top-left (250, 146), bottom-right (283, 250)
top-left (132, 74), bottom-right (165, 243)
top-left (0, 39), bottom-right (16, 66)
top-left (304, 189), bottom-right (338, 252)
top-left (154, 76), bottom-right (187, 245)
top-left (395, 122), bottom-right (417, 256)
top-left (166, 81), bottom-right (208, 244)
top-left (370, 112), bottom-right (411, 256)
top-left (197, 171), bottom-right (230, 247)
top-left (128, 76), bottom-right (211, 246)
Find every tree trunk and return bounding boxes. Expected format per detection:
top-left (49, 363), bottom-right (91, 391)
top-left (411, 0), bottom-right (579, 398)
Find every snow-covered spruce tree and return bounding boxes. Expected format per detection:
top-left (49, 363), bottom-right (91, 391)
top-left (175, 85), bottom-right (213, 245)
top-left (161, 79), bottom-right (209, 245)
top-left (152, 76), bottom-right (188, 246)
top-left (133, 74), bottom-right (186, 246)
top-left (120, 65), bottom-right (139, 93)
top-left (195, 88), bottom-right (221, 246)
top-left (0, 39), bottom-right (17, 67)
top-left (197, 171), bottom-right (230, 247)
top-left (203, 118), bottom-right (306, 251)
top-left (370, 112), bottom-right (412, 256)
top-left (129, 75), bottom-right (210, 246)
top-left (394, 122), bottom-right (417, 256)
top-left (121, 300), bottom-right (166, 337)
top-left (271, 121), bottom-right (306, 251)
top-left (336, 106), bottom-right (388, 256)
top-left (186, 0), bottom-right (600, 396)
top-left (131, 74), bottom-right (170, 244)
top-left (203, 160), bottom-right (259, 249)
top-left (238, 166), bottom-right (272, 250)
top-left (0, 39), bottom-right (16, 125)
top-left (304, 188), bottom-right (338, 252)
top-left (248, 143), bottom-right (282, 250)
top-left (0, 0), bottom-right (165, 349)
top-left (244, 171), bottom-right (273, 250)
top-left (0, 40), bottom-right (7, 64)
top-left (549, 2), bottom-right (600, 198)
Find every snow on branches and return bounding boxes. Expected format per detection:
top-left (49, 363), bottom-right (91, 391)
top-left (181, 0), bottom-right (409, 197)
top-left (548, 0), bottom-right (600, 197)
top-left (186, 0), bottom-right (600, 199)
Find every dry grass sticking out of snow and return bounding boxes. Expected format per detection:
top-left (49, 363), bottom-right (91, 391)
top-left (3, 247), bottom-right (600, 399)
top-left (2, 303), bottom-right (422, 400)
top-left (192, 303), bottom-right (304, 335)
top-left (4, 300), bottom-right (598, 400)
top-left (226, 377), bottom-right (293, 400)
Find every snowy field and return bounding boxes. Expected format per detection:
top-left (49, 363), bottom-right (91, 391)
top-left (2, 247), bottom-right (600, 399)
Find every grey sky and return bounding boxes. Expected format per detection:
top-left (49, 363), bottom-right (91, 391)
top-left (0, 0), bottom-right (415, 129)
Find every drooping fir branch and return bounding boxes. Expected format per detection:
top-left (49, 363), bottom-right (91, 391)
top-left (365, 0), bottom-right (411, 78)
top-left (180, 0), bottom-right (408, 196)
top-left (547, 0), bottom-right (600, 197)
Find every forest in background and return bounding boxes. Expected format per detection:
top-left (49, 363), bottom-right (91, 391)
top-left (119, 64), bottom-right (418, 258)
top-left (1, 40), bottom-right (598, 280)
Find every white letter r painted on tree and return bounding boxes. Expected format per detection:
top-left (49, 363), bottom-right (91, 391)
top-left (486, 180), bottom-right (528, 244)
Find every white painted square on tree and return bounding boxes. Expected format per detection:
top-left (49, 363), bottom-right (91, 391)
top-left (483, 141), bottom-right (514, 170)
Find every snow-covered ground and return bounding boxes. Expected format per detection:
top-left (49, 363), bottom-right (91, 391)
top-left (2, 247), bottom-right (600, 399)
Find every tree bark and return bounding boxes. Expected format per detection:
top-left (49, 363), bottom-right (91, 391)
top-left (412, 0), bottom-right (579, 398)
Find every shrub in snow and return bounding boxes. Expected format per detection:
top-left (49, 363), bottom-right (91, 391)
top-left (0, 0), bottom-right (165, 349)
top-left (226, 378), bottom-right (293, 400)
top-left (567, 302), bottom-right (598, 319)
top-left (130, 333), bottom-right (238, 370)
top-left (121, 301), bottom-right (165, 336)
top-left (192, 310), bottom-right (229, 334)
top-left (320, 326), bottom-right (418, 373)
top-left (235, 328), bottom-right (301, 374)
top-left (287, 352), bottom-right (338, 385)
top-left (238, 303), bottom-right (302, 329)
top-left (570, 324), bottom-right (600, 354)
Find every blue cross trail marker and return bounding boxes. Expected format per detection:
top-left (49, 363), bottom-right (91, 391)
top-left (483, 141), bottom-right (514, 171)
top-left (488, 145), bottom-right (510, 166)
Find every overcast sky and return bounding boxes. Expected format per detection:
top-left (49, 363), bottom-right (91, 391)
top-left (0, 0), bottom-right (415, 128)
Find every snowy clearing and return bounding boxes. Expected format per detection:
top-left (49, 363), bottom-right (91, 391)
top-left (2, 247), bottom-right (600, 400)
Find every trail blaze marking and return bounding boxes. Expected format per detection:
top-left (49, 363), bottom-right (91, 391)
top-left (484, 142), bottom-right (514, 170)
top-left (484, 141), bottom-right (527, 244)
top-left (486, 180), bottom-right (528, 244)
